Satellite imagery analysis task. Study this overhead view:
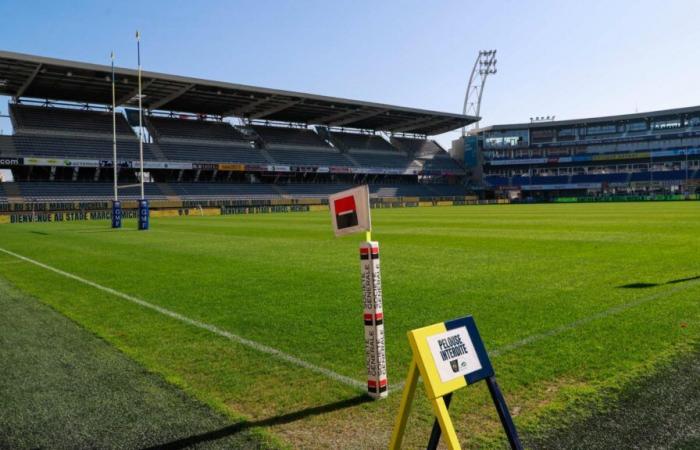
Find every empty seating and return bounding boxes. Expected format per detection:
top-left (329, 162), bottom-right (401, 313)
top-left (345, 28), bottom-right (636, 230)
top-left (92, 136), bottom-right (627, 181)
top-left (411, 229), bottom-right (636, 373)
top-left (280, 184), bottom-right (354, 197)
top-left (392, 137), bottom-right (441, 156)
top-left (280, 183), bottom-right (467, 198)
top-left (251, 126), bottom-right (354, 167)
top-left (331, 131), bottom-right (397, 152)
top-left (329, 131), bottom-right (418, 169)
top-left (630, 170), bottom-right (686, 182)
top-left (428, 185), bottom-right (470, 196)
top-left (512, 175), bottom-right (570, 185)
top-left (370, 184), bottom-right (468, 197)
top-left (370, 185), bottom-right (430, 197)
top-left (158, 142), bottom-right (267, 163)
top-left (392, 137), bottom-right (464, 173)
top-left (484, 175), bottom-right (510, 186)
top-left (253, 126), bottom-right (329, 149)
top-left (147, 116), bottom-right (250, 143)
top-left (348, 151), bottom-right (417, 169)
top-left (419, 156), bottom-right (464, 172)
top-left (166, 183), bottom-right (280, 199)
top-left (1, 181), bottom-right (469, 202)
top-left (266, 148), bottom-right (354, 166)
top-left (12, 135), bottom-right (156, 160)
top-left (0, 136), bottom-right (17, 157)
top-left (15, 182), bottom-right (165, 201)
top-left (11, 104), bottom-right (135, 137)
top-left (571, 173), bottom-right (629, 183)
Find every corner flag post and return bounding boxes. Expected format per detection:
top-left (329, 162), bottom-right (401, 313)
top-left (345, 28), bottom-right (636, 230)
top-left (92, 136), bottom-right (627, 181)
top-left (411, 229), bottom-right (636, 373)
top-left (329, 185), bottom-right (388, 399)
top-left (110, 51), bottom-right (122, 229)
top-left (136, 30), bottom-right (149, 230)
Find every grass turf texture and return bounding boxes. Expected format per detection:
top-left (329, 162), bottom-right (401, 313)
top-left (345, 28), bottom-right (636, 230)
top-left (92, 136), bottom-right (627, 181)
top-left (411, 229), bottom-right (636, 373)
top-left (0, 277), bottom-right (270, 449)
top-left (527, 344), bottom-right (700, 449)
top-left (0, 202), bottom-right (698, 448)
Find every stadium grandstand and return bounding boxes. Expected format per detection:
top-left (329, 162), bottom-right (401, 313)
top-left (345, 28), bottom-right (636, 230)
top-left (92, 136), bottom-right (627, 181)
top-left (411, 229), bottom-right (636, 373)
top-left (0, 50), bottom-right (474, 205)
top-left (455, 106), bottom-right (700, 199)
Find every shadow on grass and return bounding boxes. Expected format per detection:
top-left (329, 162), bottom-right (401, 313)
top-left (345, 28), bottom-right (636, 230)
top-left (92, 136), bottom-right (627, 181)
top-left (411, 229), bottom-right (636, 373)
top-left (142, 394), bottom-right (373, 450)
top-left (618, 274), bottom-right (700, 289)
top-left (666, 274), bottom-right (700, 284)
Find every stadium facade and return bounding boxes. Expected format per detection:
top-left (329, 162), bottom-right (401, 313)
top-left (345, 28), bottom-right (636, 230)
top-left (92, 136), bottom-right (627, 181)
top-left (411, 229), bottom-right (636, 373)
top-left (0, 50), bottom-right (477, 205)
top-left (455, 106), bottom-right (700, 199)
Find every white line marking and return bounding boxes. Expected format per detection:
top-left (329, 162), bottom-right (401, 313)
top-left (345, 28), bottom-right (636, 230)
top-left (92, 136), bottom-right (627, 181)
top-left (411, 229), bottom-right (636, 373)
top-left (489, 279), bottom-right (700, 358)
top-left (393, 279), bottom-right (700, 391)
top-left (0, 247), bottom-right (365, 391)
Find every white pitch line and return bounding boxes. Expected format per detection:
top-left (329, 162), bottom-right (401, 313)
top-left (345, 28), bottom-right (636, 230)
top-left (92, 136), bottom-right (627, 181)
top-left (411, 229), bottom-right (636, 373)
top-left (393, 278), bottom-right (700, 391)
top-left (0, 247), bottom-right (365, 391)
top-left (489, 279), bottom-right (700, 358)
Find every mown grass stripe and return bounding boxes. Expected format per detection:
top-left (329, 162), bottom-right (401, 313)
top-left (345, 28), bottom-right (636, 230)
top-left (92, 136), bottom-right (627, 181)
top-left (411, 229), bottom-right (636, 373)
top-left (489, 280), bottom-right (700, 358)
top-left (0, 246), bottom-right (366, 391)
top-left (393, 280), bottom-right (699, 390)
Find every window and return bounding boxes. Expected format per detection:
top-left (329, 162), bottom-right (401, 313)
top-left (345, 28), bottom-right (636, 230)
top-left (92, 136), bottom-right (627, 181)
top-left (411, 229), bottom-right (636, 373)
top-left (484, 130), bottom-right (528, 148)
top-left (651, 119), bottom-right (681, 130)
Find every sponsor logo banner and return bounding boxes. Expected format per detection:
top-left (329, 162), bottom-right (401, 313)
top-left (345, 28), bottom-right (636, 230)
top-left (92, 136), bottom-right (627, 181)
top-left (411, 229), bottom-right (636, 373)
top-left (218, 163), bottom-right (246, 171)
top-left (244, 164), bottom-right (270, 172)
top-left (142, 161), bottom-right (193, 170)
top-left (0, 158), bottom-right (22, 166)
top-left (99, 160), bottom-right (134, 168)
top-left (192, 163), bottom-right (218, 170)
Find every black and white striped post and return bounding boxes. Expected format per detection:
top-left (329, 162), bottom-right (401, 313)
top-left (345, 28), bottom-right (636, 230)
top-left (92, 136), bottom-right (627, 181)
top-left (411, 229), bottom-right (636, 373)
top-left (329, 185), bottom-right (388, 399)
top-left (360, 240), bottom-right (388, 398)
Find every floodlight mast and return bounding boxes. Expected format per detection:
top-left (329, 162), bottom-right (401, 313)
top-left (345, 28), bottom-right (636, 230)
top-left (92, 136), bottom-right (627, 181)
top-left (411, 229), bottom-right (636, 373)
top-left (461, 50), bottom-right (498, 136)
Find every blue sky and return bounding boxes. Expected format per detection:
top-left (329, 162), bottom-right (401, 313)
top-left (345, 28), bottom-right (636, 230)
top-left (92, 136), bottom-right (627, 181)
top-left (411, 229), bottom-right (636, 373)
top-left (1, 0), bottom-right (700, 147)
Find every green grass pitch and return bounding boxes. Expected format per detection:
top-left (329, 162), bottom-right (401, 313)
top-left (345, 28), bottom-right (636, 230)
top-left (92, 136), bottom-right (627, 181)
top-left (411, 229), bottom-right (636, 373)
top-left (0, 202), bottom-right (698, 448)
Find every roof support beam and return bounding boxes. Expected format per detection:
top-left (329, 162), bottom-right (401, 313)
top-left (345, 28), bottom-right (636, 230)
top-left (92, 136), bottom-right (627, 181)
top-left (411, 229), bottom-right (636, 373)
top-left (13, 63), bottom-right (42, 100)
top-left (249, 99), bottom-right (303, 119)
top-left (115, 78), bottom-right (155, 106)
top-left (224, 96), bottom-right (277, 117)
top-left (389, 116), bottom-right (447, 133)
top-left (148, 83), bottom-right (196, 110)
top-left (330, 108), bottom-right (389, 126)
top-left (308, 108), bottom-right (359, 124)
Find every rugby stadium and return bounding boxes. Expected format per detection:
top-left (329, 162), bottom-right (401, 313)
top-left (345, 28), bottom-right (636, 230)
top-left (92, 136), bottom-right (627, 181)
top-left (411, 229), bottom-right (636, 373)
top-left (1, 45), bottom-right (698, 450)
top-left (0, 50), bottom-right (473, 216)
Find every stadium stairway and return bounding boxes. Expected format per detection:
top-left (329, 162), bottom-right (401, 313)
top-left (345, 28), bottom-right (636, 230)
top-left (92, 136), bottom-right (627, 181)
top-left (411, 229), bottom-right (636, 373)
top-left (269, 184), bottom-right (287, 197)
top-left (241, 128), bottom-right (276, 163)
top-left (147, 142), bottom-right (168, 161)
top-left (156, 183), bottom-right (181, 201)
top-left (3, 183), bottom-right (24, 202)
top-left (342, 152), bottom-right (362, 167)
top-left (257, 146), bottom-right (276, 164)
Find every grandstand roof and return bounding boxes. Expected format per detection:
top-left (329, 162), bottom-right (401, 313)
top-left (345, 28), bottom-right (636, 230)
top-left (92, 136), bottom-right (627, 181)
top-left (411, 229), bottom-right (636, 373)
top-left (0, 50), bottom-right (477, 135)
top-left (473, 105), bottom-right (700, 133)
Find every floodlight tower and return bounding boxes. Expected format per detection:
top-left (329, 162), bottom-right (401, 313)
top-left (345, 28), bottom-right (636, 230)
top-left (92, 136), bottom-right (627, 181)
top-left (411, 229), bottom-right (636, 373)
top-left (461, 50), bottom-right (498, 135)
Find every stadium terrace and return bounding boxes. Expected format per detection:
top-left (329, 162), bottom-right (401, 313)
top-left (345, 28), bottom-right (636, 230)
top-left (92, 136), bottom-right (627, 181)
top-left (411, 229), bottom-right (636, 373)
top-left (455, 106), bottom-right (700, 200)
top-left (0, 50), bottom-right (477, 206)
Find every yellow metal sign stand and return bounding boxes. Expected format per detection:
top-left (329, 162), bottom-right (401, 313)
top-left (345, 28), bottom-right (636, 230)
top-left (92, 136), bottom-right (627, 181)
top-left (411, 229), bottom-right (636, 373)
top-left (389, 316), bottom-right (522, 450)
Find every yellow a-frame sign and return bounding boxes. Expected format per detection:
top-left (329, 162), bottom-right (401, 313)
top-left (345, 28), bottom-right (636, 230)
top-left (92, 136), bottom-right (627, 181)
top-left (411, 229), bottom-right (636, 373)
top-left (389, 316), bottom-right (522, 450)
